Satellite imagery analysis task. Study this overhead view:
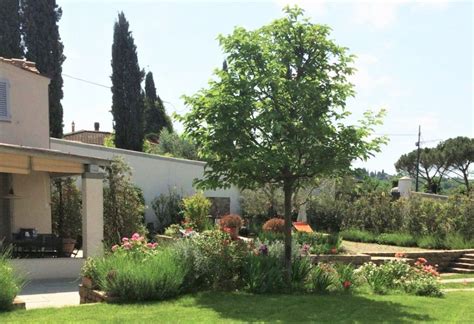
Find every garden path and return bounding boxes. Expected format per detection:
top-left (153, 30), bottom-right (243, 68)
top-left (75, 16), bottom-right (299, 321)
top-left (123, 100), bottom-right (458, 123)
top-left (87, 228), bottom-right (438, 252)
top-left (18, 278), bottom-right (80, 309)
top-left (342, 240), bottom-right (432, 254)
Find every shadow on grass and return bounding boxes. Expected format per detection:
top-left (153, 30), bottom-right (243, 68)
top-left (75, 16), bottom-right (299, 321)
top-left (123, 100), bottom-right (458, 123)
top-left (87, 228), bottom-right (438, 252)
top-left (193, 292), bottom-right (431, 323)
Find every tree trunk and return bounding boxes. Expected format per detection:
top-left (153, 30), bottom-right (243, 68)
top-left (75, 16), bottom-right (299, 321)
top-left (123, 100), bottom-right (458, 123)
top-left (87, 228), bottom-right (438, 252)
top-left (283, 179), bottom-right (294, 289)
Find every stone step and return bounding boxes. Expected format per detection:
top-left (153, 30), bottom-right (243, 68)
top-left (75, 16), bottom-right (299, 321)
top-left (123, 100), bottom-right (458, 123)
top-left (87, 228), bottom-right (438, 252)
top-left (463, 254), bottom-right (474, 258)
top-left (458, 257), bottom-right (474, 264)
top-left (447, 267), bottom-right (474, 274)
top-left (451, 262), bottom-right (474, 269)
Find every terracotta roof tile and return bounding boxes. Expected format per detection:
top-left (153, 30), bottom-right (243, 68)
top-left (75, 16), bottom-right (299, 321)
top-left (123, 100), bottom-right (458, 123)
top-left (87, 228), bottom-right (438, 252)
top-left (0, 57), bottom-right (40, 74)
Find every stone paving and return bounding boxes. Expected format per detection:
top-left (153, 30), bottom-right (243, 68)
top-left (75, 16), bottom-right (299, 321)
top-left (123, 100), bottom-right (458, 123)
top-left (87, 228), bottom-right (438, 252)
top-left (18, 278), bottom-right (80, 309)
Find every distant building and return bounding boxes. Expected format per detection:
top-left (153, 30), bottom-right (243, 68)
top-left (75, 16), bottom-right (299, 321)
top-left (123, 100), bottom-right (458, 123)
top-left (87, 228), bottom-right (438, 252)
top-left (63, 121), bottom-right (111, 146)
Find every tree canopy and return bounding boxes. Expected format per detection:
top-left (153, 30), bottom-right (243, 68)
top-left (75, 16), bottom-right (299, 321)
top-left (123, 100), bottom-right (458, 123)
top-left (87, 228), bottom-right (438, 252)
top-left (144, 71), bottom-right (173, 138)
top-left (180, 6), bottom-right (386, 283)
top-left (111, 12), bottom-right (145, 151)
top-left (22, 0), bottom-right (65, 138)
top-left (395, 136), bottom-right (473, 194)
top-left (0, 0), bottom-right (23, 58)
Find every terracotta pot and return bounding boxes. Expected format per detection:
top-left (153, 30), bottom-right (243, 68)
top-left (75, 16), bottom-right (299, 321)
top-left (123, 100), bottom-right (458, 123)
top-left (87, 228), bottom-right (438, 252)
top-left (62, 238), bottom-right (77, 256)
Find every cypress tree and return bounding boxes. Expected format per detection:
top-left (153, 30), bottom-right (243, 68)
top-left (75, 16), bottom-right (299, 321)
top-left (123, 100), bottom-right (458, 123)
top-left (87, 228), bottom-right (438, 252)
top-left (0, 0), bottom-right (23, 58)
top-left (111, 12), bottom-right (145, 151)
top-left (144, 71), bottom-right (172, 138)
top-left (22, 0), bottom-right (65, 138)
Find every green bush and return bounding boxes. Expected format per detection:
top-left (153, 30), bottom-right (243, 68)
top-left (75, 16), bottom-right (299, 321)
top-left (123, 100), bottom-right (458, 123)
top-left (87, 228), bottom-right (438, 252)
top-left (376, 233), bottom-right (417, 247)
top-left (257, 231), bottom-right (285, 243)
top-left (95, 247), bottom-right (185, 301)
top-left (152, 188), bottom-right (183, 233)
top-left (0, 250), bottom-right (24, 310)
top-left (190, 230), bottom-right (249, 290)
top-left (182, 192), bottom-right (212, 232)
top-left (417, 235), bottom-right (445, 249)
top-left (103, 157), bottom-right (146, 247)
top-left (334, 263), bottom-right (359, 292)
top-left (308, 263), bottom-right (338, 294)
top-left (243, 253), bottom-right (284, 293)
top-left (359, 258), bottom-right (442, 297)
top-left (291, 257), bottom-right (312, 291)
top-left (340, 229), bottom-right (377, 243)
top-left (444, 232), bottom-right (474, 249)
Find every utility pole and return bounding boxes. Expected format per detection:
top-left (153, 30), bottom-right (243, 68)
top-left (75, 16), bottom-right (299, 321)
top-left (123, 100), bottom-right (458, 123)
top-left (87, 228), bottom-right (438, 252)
top-left (415, 125), bottom-right (421, 192)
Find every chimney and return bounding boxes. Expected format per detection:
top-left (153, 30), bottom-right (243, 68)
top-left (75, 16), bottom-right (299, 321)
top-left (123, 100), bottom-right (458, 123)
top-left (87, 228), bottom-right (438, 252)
top-left (71, 121), bottom-right (75, 132)
top-left (94, 122), bottom-right (100, 131)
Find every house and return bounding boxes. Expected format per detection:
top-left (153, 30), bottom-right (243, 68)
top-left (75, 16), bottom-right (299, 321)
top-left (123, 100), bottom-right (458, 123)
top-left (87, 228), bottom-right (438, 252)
top-left (63, 121), bottom-right (111, 146)
top-left (0, 58), bottom-right (108, 280)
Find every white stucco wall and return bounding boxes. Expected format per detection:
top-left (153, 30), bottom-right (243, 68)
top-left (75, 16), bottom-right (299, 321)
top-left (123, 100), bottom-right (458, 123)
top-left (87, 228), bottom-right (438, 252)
top-left (51, 139), bottom-right (241, 225)
top-left (11, 171), bottom-right (52, 233)
top-left (0, 61), bottom-right (50, 148)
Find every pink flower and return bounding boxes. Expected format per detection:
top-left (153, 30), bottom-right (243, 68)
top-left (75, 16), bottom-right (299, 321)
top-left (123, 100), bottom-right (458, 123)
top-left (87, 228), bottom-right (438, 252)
top-left (111, 244), bottom-right (119, 252)
top-left (146, 243), bottom-right (153, 248)
top-left (131, 233), bottom-right (141, 241)
top-left (152, 243), bottom-right (158, 248)
top-left (123, 242), bottom-right (131, 250)
top-left (122, 237), bottom-right (129, 242)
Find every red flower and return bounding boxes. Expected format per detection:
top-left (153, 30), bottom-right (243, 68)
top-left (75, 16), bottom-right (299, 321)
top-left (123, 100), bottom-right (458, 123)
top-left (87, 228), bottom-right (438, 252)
top-left (330, 247), bottom-right (338, 254)
top-left (343, 281), bottom-right (352, 289)
top-left (395, 252), bottom-right (407, 258)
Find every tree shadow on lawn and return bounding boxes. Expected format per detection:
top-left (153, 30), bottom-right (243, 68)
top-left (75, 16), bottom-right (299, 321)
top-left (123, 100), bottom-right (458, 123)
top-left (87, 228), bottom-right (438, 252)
top-left (193, 292), bottom-right (430, 323)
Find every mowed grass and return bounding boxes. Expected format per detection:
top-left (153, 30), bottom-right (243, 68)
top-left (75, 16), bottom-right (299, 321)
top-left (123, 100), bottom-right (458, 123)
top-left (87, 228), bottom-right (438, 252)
top-left (1, 291), bottom-right (474, 323)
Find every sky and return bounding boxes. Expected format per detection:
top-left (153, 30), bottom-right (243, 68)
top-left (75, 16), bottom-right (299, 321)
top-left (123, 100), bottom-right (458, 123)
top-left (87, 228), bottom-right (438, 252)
top-left (57, 0), bottom-right (473, 174)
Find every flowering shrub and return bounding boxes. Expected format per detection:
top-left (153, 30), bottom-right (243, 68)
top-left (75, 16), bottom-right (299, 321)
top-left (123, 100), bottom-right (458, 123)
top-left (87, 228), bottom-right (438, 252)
top-left (191, 230), bottom-right (250, 290)
top-left (294, 232), bottom-right (342, 255)
top-left (220, 214), bottom-right (243, 229)
top-left (262, 218), bottom-right (285, 233)
top-left (110, 233), bottom-right (159, 259)
top-left (359, 256), bottom-right (442, 297)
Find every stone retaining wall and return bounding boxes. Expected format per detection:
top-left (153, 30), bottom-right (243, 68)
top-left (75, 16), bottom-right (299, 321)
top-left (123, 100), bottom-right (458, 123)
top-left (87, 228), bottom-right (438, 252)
top-left (309, 254), bottom-right (371, 266)
top-left (366, 249), bottom-right (474, 271)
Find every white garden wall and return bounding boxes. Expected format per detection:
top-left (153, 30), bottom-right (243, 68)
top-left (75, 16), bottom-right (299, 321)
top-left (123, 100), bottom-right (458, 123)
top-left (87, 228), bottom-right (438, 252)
top-left (50, 139), bottom-right (241, 225)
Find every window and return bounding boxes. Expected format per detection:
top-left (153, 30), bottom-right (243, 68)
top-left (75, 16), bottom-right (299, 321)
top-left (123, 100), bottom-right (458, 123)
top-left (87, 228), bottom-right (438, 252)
top-left (0, 79), bottom-right (10, 121)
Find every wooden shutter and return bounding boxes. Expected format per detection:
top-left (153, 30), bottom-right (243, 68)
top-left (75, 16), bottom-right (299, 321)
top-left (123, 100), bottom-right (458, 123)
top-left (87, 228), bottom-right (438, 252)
top-left (0, 81), bottom-right (8, 119)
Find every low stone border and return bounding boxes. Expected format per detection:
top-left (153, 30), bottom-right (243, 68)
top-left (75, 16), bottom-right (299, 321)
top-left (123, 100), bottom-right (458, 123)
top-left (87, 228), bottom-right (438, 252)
top-left (79, 277), bottom-right (119, 304)
top-left (365, 249), bottom-right (474, 271)
top-left (309, 253), bottom-right (371, 266)
top-left (12, 297), bottom-right (25, 310)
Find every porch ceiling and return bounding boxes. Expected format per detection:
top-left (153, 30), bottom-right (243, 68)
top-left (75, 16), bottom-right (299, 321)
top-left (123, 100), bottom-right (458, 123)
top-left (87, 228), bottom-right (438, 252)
top-left (0, 143), bottom-right (109, 175)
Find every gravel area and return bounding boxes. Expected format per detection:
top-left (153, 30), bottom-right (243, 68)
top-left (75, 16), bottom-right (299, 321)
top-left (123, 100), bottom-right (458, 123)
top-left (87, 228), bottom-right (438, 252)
top-left (342, 240), bottom-right (432, 254)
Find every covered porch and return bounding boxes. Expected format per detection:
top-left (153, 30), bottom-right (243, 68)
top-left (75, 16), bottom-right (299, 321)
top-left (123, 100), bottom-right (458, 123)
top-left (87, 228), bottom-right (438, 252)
top-left (0, 143), bottom-right (109, 279)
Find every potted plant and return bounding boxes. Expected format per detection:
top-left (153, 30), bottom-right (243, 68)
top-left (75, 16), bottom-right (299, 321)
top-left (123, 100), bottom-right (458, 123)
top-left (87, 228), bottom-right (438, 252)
top-left (219, 214), bottom-right (243, 239)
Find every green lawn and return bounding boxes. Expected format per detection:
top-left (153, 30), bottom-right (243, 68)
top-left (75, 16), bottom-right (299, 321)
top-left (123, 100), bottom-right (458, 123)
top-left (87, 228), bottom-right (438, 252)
top-left (1, 291), bottom-right (473, 323)
top-left (441, 273), bottom-right (474, 279)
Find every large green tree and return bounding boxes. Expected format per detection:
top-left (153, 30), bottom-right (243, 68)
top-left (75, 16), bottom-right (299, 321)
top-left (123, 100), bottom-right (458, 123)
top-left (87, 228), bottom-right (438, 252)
top-left (395, 147), bottom-right (447, 193)
top-left (144, 71), bottom-right (173, 137)
top-left (438, 136), bottom-right (474, 193)
top-left (0, 0), bottom-right (23, 58)
top-left (180, 7), bottom-right (385, 283)
top-left (22, 0), bottom-right (65, 138)
top-left (111, 12), bottom-right (145, 151)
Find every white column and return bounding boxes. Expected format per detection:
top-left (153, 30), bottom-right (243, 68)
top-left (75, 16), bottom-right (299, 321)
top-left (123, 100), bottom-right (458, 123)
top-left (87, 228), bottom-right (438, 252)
top-left (398, 176), bottom-right (412, 198)
top-left (82, 171), bottom-right (104, 257)
top-left (297, 202), bottom-right (308, 223)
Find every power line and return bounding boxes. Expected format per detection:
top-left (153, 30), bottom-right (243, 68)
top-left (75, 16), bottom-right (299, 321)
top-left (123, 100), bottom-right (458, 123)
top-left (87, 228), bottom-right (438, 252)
top-left (63, 73), bottom-right (111, 89)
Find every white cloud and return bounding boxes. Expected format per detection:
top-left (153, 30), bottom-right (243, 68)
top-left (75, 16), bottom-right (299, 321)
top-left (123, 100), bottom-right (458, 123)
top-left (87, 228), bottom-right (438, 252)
top-left (352, 0), bottom-right (409, 29)
top-left (351, 0), bottom-right (451, 29)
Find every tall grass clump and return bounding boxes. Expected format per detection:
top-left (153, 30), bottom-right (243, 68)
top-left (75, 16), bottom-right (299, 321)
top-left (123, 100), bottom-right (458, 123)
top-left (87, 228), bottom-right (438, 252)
top-left (340, 229), bottom-right (377, 243)
top-left (376, 233), bottom-right (417, 247)
top-left (0, 249), bottom-right (24, 310)
top-left (95, 247), bottom-right (186, 301)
